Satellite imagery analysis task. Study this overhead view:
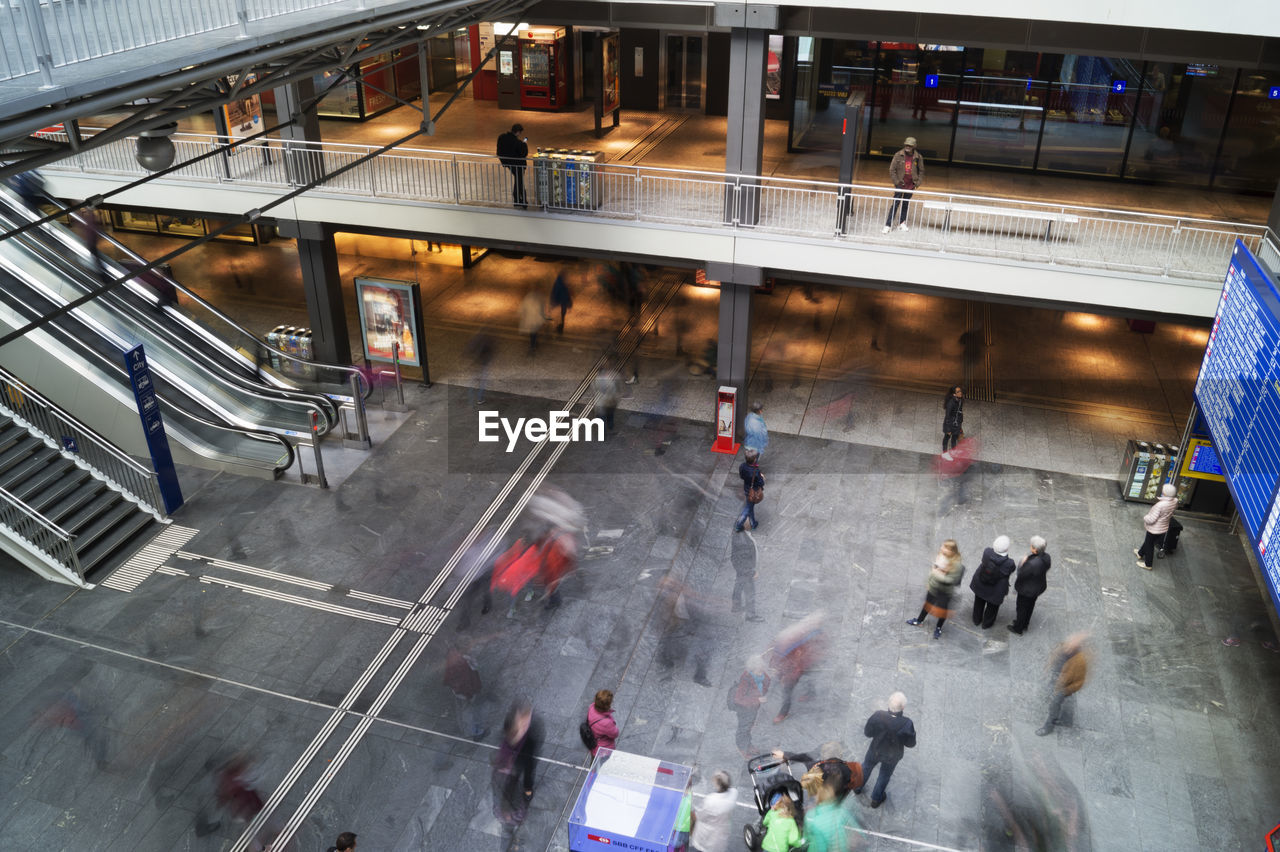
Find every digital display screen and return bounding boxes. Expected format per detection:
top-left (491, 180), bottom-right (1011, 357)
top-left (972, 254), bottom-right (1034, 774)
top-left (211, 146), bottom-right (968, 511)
top-left (1184, 440), bottom-right (1224, 477)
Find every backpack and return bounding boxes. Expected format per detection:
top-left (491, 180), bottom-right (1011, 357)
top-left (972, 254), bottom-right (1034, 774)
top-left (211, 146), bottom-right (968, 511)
top-left (979, 557), bottom-right (1000, 585)
top-left (579, 718), bottom-right (598, 751)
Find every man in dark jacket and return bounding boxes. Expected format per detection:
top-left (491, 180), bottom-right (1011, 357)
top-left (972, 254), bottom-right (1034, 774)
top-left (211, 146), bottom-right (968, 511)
top-left (495, 123), bottom-right (529, 207)
top-left (970, 535), bottom-right (1015, 629)
top-left (1008, 536), bottom-right (1051, 635)
top-left (854, 691), bottom-right (916, 808)
top-left (325, 831), bottom-right (357, 851)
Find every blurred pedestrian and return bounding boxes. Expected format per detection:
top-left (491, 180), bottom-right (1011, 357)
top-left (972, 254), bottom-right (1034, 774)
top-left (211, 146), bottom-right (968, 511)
top-left (1008, 536), bottom-right (1051, 635)
top-left (734, 448), bottom-right (764, 533)
top-left (464, 328), bottom-right (496, 406)
top-left (594, 366), bottom-right (620, 433)
top-left (38, 689), bottom-right (108, 769)
top-left (802, 769), bottom-right (857, 852)
top-left (691, 770), bottom-right (738, 852)
top-left (1136, 483), bottom-right (1177, 570)
top-left (586, 688), bottom-right (620, 758)
top-left (771, 741), bottom-right (862, 803)
top-left (326, 831), bottom-right (358, 851)
top-left (906, 539), bottom-right (965, 639)
top-left (1036, 634), bottom-right (1090, 736)
top-left (771, 612), bottom-right (823, 724)
top-left (941, 385), bottom-right (964, 457)
top-left (73, 211), bottom-right (110, 281)
top-left (882, 136), bottom-right (923, 233)
top-left (730, 530), bottom-right (764, 622)
top-left (496, 123), bottom-right (528, 207)
top-left (656, 577), bottom-right (713, 686)
top-left (519, 285), bottom-right (549, 355)
top-left (729, 655), bottom-right (770, 758)
top-left (743, 401), bottom-right (769, 459)
top-left (550, 268), bottom-right (574, 334)
top-left (492, 699), bottom-right (541, 825)
top-left (9, 169), bottom-right (46, 208)
top-left (536, 523), bottom-right (576, 609)
top-left (970, 535), bottom-right (1015, 629)
top-left (761, 796), bottom-right (802, 852)
top-left (443, 640), bottom-right (487, 740)
top-left (854, 691), bottom-right (916, 809)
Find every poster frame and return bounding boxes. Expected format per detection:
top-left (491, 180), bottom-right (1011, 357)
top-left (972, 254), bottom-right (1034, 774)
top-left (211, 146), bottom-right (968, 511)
top-left (354, 276), bottom-right (426, 369)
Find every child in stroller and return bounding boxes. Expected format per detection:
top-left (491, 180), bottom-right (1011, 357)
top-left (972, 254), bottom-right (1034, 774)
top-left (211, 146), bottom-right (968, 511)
top-left (742, 753), bottom-right (807, 851)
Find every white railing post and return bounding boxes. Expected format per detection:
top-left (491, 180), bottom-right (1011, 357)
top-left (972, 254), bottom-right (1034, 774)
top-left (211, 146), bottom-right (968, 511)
top-left (19, 0), bottom-right (55, 89)
top-left (1163, 222), bottom-right (1182, 278)
top-left (235, 0), bottom-right (250, 38)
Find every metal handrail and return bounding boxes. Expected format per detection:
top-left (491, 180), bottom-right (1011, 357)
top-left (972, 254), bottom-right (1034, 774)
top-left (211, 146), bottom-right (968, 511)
top-left (37, 128), bottom-right (1277, 284)
top-left (0, 365), bottom-right (166, 518)
top-left (0, 485), bottom-right (84, 583)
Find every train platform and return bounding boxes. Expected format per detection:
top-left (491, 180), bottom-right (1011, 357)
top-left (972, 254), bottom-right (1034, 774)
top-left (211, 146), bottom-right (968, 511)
top-left (0, 225), bottom-right (1277, 851)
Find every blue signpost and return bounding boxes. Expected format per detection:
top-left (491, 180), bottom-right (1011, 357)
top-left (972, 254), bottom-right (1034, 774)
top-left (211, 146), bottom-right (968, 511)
top-left (1194, 241), bottom-right (1280, 615)
top-left (123, 344), bottom-right (183, 514)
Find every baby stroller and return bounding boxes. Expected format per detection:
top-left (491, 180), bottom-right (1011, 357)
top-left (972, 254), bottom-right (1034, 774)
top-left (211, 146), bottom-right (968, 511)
top-left (1156, 517), bottom-right (1183, 558)
top-left (742, 753), bottom-right (807, 851)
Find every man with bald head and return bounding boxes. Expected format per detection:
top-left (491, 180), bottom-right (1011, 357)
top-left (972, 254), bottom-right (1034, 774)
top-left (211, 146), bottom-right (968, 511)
top-left (853, 692), bottom-right (916, 809)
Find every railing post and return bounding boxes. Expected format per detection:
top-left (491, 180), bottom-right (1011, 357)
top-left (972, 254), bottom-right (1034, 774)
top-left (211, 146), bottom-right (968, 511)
top-left (345, 372), bottom-right (372, 449)
top-left (634, 172), bottom-right (642, 220)
top-left (303, 411), bottom-right (328, 489)
top-left (1163, 222), bottom-right (1182, 278)
top-left (20, 0), bottom-right (56, 89)
top-left (235, 0), bottom-right (250, 38)
top-left (451, 154), bottom-right (461, 204)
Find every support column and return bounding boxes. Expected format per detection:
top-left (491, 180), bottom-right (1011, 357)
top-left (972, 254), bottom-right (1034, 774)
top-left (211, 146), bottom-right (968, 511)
top-left (279, 220), bottom-right (351, 365)
top-left (273, 78), bottom-right (326, 186)
top-left (710, 262), bottom-right (762, 434)
top-left (718, 4), bottom-right (775, 226)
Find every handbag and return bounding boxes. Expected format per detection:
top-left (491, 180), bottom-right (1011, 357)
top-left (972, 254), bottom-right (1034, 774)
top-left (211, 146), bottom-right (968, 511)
top-left (747, 484), bottom-right (764, 504)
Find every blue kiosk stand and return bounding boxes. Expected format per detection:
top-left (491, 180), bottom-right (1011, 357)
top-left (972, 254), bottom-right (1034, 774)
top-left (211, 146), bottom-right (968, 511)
top-left (566, 749), bottom-right (693, 852)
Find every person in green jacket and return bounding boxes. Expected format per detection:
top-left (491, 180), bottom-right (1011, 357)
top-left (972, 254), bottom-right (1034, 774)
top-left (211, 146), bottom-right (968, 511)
top-left (800, 768), bottom-right (859, 852)
top-left (672, 791), bottom-right (693, 851)
top-left (761, 796), bottom-right (803, 852)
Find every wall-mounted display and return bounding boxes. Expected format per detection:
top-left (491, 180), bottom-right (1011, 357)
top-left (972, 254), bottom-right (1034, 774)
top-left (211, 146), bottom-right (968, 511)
top-left (355, 277), bottom-right (425, 367)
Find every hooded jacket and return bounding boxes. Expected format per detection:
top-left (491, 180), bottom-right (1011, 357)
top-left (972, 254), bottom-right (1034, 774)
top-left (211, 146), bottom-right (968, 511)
top-left (970, 546), bottom-right (1016, 604)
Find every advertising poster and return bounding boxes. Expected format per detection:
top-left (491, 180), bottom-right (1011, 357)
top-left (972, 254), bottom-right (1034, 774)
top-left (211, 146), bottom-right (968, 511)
top-left (220, 74), bottom-right (263, 155)
top-left (602, 34), bottom-right (620, 114)
top-left (360, 54), bottom-right (395, 114)
top-left (765, 35), bottom-right (783, 100)
top-left (355, 277), bottom-right (423, 366)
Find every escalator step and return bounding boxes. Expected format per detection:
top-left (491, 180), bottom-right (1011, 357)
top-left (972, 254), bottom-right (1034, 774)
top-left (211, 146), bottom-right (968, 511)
top-left (0, 435), bottom-right (45, 477)
top-left (71, 500), bottom-right (137, 553)
top-left (10, 456), bottom-right (77, 503)
top-left (60, 492), bottom-right (121, 537)
top-left (79, 513), bottom-right (157, 579)
top-left (28, 469), bottom-right (93, 515)
top-left (0, 446), bottom-right (59, 492)
top-left (44, 481), bottom-right (108, 527)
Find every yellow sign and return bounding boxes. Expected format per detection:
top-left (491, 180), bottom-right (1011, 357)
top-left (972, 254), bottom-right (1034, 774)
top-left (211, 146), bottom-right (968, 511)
top-left (1179, 437), bottom-right (1226, 482)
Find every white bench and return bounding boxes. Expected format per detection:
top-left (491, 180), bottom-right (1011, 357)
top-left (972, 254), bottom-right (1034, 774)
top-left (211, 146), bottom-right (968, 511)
top-left (922, 201), bottom-right (1079, 241)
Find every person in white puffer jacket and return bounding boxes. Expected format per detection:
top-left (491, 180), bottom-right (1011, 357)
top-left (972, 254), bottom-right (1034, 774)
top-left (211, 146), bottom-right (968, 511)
top-left (1136, 483), bottom-right (1178, 570)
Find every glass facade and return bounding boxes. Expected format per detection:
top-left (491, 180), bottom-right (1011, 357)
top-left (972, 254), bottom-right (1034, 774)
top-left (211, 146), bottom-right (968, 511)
top-left (789, 40), bottom-right (1280, 193)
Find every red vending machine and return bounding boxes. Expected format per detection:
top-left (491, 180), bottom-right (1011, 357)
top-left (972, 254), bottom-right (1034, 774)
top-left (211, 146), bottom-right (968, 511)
top-left (519, 27), bottom-right (570, 110)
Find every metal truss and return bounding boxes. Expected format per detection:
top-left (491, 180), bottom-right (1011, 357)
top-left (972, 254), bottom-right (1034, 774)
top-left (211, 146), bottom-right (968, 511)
top-left (0, 0), bottom-right (532, 180)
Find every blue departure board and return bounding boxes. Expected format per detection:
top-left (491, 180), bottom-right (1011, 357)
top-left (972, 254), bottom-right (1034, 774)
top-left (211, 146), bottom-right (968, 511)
top-left (1194, 240), bottom-right (1280, 613)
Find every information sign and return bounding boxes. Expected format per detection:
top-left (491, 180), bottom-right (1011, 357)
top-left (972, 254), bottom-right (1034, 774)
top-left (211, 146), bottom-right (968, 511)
top-left (1194, 240), bottom-right (1280, 613)
top-left (123, 344), bottom-right (183, 514)
top-left (1179, 437), bottom-right (1225, 481)
top-left (1111, 80), bottom-right (1126, 93)
top-left (924, 74), bottom-right (939, 88)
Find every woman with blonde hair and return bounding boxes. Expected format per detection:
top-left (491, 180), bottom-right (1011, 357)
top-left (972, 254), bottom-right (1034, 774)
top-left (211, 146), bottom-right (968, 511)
top-left (760, 794), bottom-right (802, 852)
top-left (906, 539), bottom-right (965, 639)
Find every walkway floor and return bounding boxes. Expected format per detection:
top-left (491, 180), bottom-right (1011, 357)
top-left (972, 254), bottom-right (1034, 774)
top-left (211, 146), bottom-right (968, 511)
top-left (1, 230), bottom-right (1277, 851)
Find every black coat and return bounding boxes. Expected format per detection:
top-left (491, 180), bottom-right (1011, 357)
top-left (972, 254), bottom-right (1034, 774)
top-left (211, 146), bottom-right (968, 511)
top-left (496, 131), bottom-right (528, 167)
top-left (739, 462), bottom-right (763, 494)
top-left (943, 395), bottom-right (963, 434)
top-left (1014, 550), bottom-right (1051, 599)
top-left (969, 547), bottom-right (1015, 604)
top-left (863, 709), bottom-right (916, 764)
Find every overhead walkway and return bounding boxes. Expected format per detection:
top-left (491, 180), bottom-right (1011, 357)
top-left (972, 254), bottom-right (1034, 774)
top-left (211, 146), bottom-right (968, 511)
top-left (38, 129), bottom-right (1280, 318)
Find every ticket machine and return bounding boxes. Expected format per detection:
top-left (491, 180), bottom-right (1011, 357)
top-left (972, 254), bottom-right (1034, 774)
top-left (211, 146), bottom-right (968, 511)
top-left (519, 27), bottom-right (570, 110)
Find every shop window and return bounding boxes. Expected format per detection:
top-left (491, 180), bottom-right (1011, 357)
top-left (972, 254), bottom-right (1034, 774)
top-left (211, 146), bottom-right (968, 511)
top-left (1125, 63), bottom-right (1230, 186)
top-left (1208, 71), bottom-right (1280, 191)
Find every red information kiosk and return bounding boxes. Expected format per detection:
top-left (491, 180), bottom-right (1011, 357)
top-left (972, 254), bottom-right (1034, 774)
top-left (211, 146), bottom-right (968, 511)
top-left (519, 27), bottom-right (570, 110)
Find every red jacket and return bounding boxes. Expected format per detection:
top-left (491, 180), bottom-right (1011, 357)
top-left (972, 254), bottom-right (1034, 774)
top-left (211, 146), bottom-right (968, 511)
top-left (587, 705), bottom-right (619, 756)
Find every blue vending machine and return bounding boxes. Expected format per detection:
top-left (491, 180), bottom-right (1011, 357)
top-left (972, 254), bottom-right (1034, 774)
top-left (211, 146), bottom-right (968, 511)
top-left (567, 750), bottom-right (692, 852)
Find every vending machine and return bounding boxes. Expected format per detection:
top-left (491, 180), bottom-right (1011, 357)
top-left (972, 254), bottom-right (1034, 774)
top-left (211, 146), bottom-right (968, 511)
top-left (519, 27), bottom-right (570, 110)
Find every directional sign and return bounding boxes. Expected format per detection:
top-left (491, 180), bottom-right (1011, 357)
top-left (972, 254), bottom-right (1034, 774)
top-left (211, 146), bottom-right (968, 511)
top-left (1111, 80), bottom-right (1126, 94)
top-left (1194, 241), bottom-right (1280, 616)
top-left (924, 74), bottom-right (938, 89)
top-left (1270, 86), bottom-right (1280, 100)
top-left (123, 344), bottom-right (183, 514)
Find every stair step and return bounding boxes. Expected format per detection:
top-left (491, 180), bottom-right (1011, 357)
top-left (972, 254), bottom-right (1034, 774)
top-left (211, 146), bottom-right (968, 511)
top-left (60, 491), bottom-right (121, 538)
top-left (0, 422), bottom-right (26, 454)
top-left (0, 435), bottom-right (45, 476)
top-left (78, 513), bottom-right (157, 578)
top-left (0, 446), bottom-right (60, 492)
top-left (43, 481), bottom-right (108, 528)
top-left (28, 469), bottom-right (94, 516)
top-left (70, 499), bottom-right (136, 554)
top-left (10, 457), bottom-right (77, 504)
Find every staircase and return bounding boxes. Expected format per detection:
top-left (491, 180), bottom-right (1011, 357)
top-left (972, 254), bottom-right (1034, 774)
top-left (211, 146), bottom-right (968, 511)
top-left (0, 371), bottom-right (167, 587)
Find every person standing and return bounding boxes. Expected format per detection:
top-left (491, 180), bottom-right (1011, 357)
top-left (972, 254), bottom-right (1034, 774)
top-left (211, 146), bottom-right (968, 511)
top-left (550, 268), bottom-right (574, 334)
top-left (690, 771), bottom-right (738, 852)
top-left (734, 448), bottom-right (764, 533)
top-left (969, 535), bottom-right (1015, 629)
top-left (730, 529), bottom-right (764, 622)
top-left (1008, 536), bottom-right (1051, 635)
top-left (1036, 634), bottom-right (1090, 736)
top-left (854, 691), bottom-right (916, 809)
top-left (743, 401), bottom-right (769, 459)
top-left (728, 655), bottom-right (770, 758)
top-left (1136, 483), bottom-right (1178, 570)
top-left (325, 832), bottom-right (357, 852)
top-left (443, 641), bottom-right (487, 740)
top-left (882, 137), bottom-right (924, 233)
top-left (586, 688), bottom-right (620, 758)
top-left (942, 385), bottom-right (964, 457)
top-left (492, 699), bottom-right (542, 825)
top-left (496, 123), bottom-right (529, 207)
top-left (906, 539), bottom-right (964, 639)
top-left (518, 285), bottom-right (549, 355)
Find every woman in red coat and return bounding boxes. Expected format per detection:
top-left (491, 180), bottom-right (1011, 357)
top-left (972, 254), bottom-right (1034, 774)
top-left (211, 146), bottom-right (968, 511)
top-left (587, 689), bottom-right (620, 757)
